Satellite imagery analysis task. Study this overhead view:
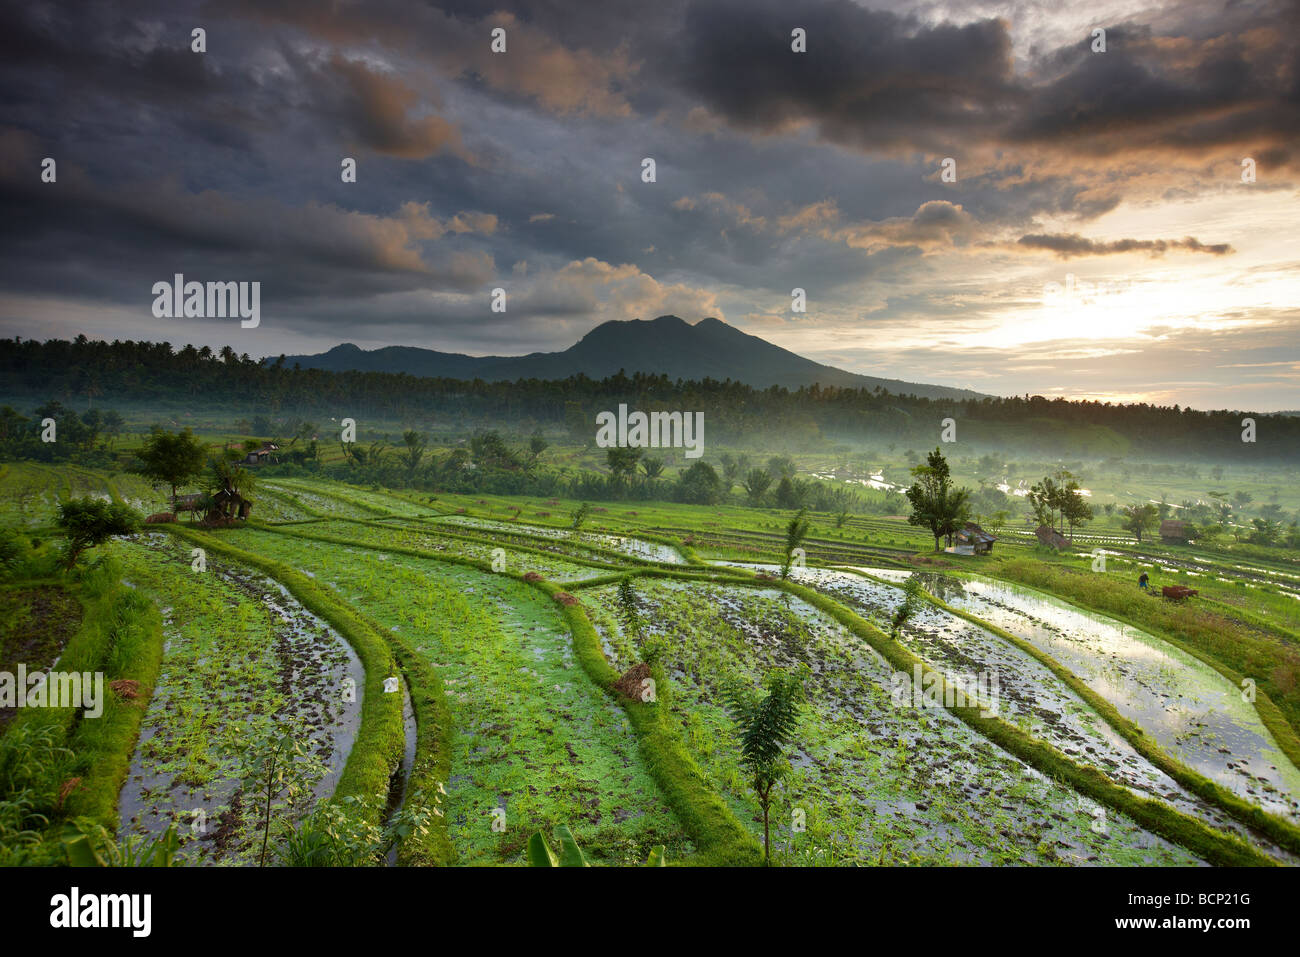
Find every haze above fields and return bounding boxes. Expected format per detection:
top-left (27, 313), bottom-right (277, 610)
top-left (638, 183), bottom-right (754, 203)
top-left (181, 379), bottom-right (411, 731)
top-left (0, 0), bottom-right (1298, 409)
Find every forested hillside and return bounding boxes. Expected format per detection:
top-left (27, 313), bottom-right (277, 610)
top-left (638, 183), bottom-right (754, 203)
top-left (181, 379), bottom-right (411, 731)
top-left (3, 336), bottom-right (1296, 460)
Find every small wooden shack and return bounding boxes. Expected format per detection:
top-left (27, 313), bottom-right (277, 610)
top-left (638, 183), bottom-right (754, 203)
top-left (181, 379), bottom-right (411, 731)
top-left (1160, 519), bottom-right (1191, 544)
top-left (243, 443), bottom-right (280, 466)
top-left (953, 522), bottom-right (997, 555)
top-left (1035, 525), bottom-right (1070, 550)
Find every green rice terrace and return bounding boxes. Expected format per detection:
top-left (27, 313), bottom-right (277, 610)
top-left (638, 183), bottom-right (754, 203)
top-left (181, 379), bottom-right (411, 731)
top-left (2, 456), bottom-right (1299, 868)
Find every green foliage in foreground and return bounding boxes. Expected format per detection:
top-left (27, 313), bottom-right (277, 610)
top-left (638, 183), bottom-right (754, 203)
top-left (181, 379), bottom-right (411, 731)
top-left (724, 666), bottom-right (810, 865)
top-left (276, 789), bottom-right (443, 867)
top-left (0, 560), bottom-right (164, 864)
top-left (240, 727), bottom-right (327, 868)
top-left (60, 820), bottom-right (180, 868)
top-left (527, 825), bottom-right (665, 867)
top-left (56, 498), bottom-right (139, 568)
top-left (0, 725), bottom-right (71, 863)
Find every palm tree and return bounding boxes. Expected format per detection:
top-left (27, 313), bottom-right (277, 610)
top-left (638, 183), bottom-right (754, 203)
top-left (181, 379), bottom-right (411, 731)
top-left (743, 468), bottom-right (772, 504)
top-left (400, 429), bottom-right (427, 473)
top-left (780, 508), bottom-right (810, 579)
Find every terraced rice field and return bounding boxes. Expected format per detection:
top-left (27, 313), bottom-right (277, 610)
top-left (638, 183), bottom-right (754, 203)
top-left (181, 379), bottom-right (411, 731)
top-left (115, 534), bottom-right (362, 863)
top-left (877, 570), bottom-right (1300, 821)
top-left (583, 577), bottom-right (1197, 865)
top-left (216, 525), bottom-right (687, 864)
top-left (4, 468), bottom-right (1299, 869)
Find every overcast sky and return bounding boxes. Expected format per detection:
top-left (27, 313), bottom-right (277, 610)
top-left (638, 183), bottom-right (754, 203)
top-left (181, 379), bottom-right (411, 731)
top-left (1, 0), bottom-right (1298, 409)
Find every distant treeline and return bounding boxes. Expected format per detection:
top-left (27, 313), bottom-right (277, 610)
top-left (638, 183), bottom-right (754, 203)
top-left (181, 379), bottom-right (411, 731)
top-left (3, 336), bottom-right (1297, 461)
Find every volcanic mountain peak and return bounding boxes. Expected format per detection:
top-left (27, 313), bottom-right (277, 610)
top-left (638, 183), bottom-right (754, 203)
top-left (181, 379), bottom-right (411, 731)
top-left (279, 315), bottom-right (983, 399)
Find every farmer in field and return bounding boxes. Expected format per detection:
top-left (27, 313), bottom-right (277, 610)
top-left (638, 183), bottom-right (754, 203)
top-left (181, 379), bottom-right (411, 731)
top-left (1138, 572), bottom-right (1149, 590)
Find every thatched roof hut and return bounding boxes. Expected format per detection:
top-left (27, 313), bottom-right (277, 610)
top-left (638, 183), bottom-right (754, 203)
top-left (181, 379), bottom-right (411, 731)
top-left (208, 488), bottom-right (252, 522)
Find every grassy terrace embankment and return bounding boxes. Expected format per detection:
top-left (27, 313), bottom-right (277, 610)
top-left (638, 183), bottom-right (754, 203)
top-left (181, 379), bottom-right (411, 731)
top-left (235, 521), bottom-right (761, 865)
top-left (162, 526), bottom-right (445, 861)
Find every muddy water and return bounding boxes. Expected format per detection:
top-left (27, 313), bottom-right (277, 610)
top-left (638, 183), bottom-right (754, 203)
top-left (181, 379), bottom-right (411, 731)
top-left (711, 561), bottom-right (1296, 860)
top-left (383, 677), bottom-right (418, 866)
top-left (118, 536), bottom-right (363, 864)
top-left (599, 577), bottom-right (1201, 866)
top-left (863, 567), bottom-right (1300, 825)
top-left (1103, 550), bottom-right (1300, 592)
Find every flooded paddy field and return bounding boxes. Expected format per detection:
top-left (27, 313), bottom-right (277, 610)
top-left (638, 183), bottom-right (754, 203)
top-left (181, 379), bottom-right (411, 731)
top-left (425, 513), bottom-right (686, 564)
top-left (247, 483), bottom-right (320, 522)
top-left (584, 578), bottom-right (1200, 866)
top-left (216, 527), bottom-right (688, 865)
top-left (864, 567), bottom-right (1300, 825)
top-left (369, 516), bottom-right (632, 572)
top-left (270, 518), bottom-right (607, 582)
top-left (1109, 550), bottom-right (1300, 592)
top-left (0, 585), bottom-right (83, 733)
top-left (720, 563), bottom-right (1292, 860)
top-left (115, 534), bottom-right (362, 864)
top-left (264, 478), bottom-right (431, 519)
top-left (11, 457), bottom-right (1298, 869)
top-left (0, 463), bottom-right (63, 525)
top-left (259, 481), bottom-right (378, 520)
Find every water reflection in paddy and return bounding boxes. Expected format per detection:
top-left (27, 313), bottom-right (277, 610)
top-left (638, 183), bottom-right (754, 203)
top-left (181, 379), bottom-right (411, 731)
top-left (864, 568), bottom-right (1300, 824)
top-left (708, 560), bottom-right (1298, 859)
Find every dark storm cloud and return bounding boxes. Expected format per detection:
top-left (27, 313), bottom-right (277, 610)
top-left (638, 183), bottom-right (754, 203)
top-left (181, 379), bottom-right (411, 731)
top-left (668, 0), bottom-right (1019, 153)
top-left (0, 0), bottom-right (1296, 407)
top-left (0, 125), bottom-right (495, 308)
top-left (1017, 233), bottom-right (1234, 258)
top-left (0, 2), bottom-right (472, 176)
top-left (280, 49), bottom-right (470, 161)
top-left (652, 0), bottom-right (1300, 169)
top-left (0, 2), bottom-right (215, 102)
top-left (162, 0), bottom-right (1300, 179)
top-left (0, 0), bottom-right (498, 324)
top-left (1005, 19), bottom-right (1300, 164)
